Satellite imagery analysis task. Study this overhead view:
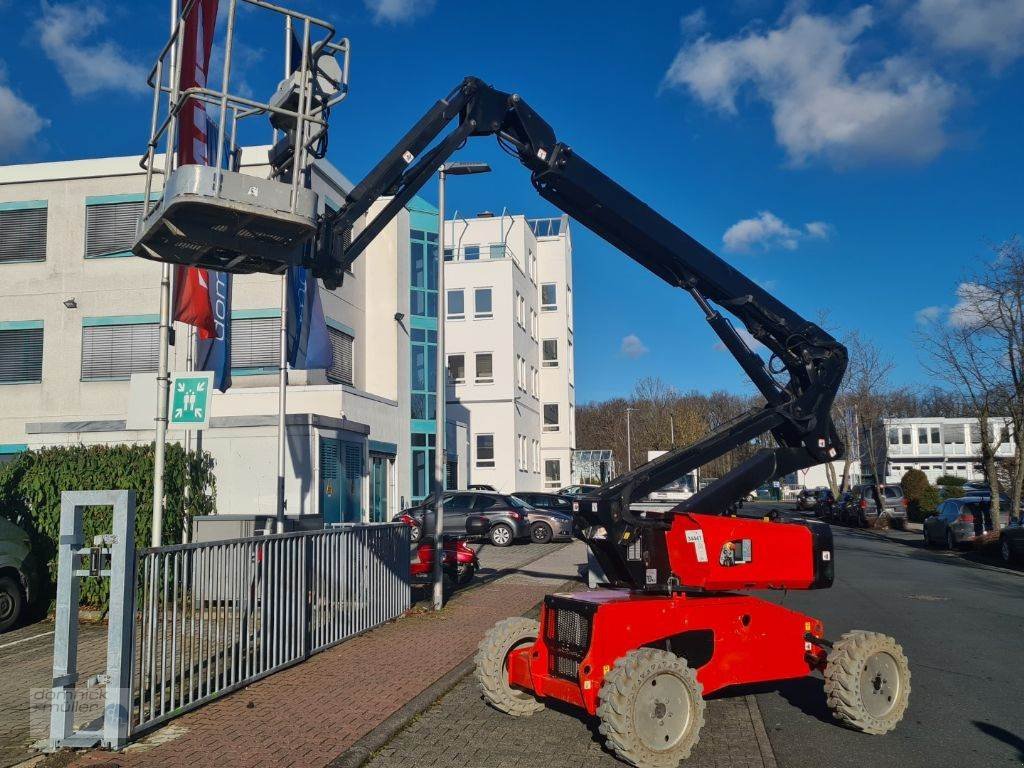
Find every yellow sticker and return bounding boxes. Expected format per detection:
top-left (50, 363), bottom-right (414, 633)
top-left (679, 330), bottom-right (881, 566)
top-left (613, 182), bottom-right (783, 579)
top-left (583, 680), bottom-right (592, 690)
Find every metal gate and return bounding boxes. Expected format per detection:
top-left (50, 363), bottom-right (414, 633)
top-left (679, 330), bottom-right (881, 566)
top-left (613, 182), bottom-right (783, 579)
top-left (49, 491), bottom-right (410, 750)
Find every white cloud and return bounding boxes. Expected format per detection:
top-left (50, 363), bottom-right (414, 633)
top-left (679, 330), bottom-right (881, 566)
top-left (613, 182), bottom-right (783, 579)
top-left (679, 8), bottom-right (707, 37)
top-left (948, 282), bottom-right (999, 328)
top-left (906, 0), bottom-right (1024, 71)
top-left (36, 2), bottom-right (148, 97)
top-left (663, 6), bottom-right (956, 166)
top-left (364, 0), bottom-right (436, 24)
top-left (0, 63), bottom-right (48, 160)
top-left (620, 334), bottom-right (649, 359)
top-left (914, 305), bottom-right (943, 324)
top-left (722, 210), bottom-right (830, 253)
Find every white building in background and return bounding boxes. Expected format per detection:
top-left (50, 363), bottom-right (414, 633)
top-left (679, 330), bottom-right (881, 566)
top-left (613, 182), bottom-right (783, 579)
top-left (0, 148), bottom-right (470, 527)
top-left (442, 212), bottom-right (576, 493)
top-left (882, 416), bottom-right (1014, 483)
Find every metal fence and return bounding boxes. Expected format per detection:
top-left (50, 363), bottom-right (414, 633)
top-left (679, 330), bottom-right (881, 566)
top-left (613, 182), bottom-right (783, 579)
top-left (132, 524), bottom-right (409, 735)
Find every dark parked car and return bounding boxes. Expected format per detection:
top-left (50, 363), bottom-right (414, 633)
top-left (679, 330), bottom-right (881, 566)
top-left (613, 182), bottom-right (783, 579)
top-left (558, 484), bottom-right (600, 498)
top-left (999, 517), bottom-right (1024, 564)
top-left (394, 491), bottom-right (532, 547)
top-left (796, 487), bottom-right (828, 511)
top-left (923, 497), bottom-right (1010, 549)
top-left (841, 484), bottom-right (908, 528)
top-left (0, 517), bottom-right (42, 633)
top-left (512, 493), bottom-right (574, 543)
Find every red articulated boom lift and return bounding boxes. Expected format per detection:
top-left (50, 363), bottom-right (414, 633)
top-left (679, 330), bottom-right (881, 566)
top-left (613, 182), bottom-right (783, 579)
top-left (140, 76), bottom-right (911, 768)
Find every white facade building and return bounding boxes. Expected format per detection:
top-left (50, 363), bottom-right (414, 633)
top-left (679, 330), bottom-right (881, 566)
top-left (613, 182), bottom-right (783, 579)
top-left (442, 213), bottom-right (576, 493)
top-left (882, 416), bottom-right (1014, 483)
top-left (0, 149), bottom-right (469, 526)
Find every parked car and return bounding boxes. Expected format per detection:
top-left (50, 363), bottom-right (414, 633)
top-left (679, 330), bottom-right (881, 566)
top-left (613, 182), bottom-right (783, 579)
top-left (923, 497), bottom-right (1010, 549)
top-left (796, 487), bottom-right (828, 511)
top-left (558, 484), bottom-right (600, 497)
top-left (0, 517), bottom-right (41, 633)
top-left (998, 517), bottom-right (1024, 564)
top-left (512, 494), bottom-right (574, 543)
top-left (394, 491), bottom-right (532, 547)
top-left (842, 484), bottom-right (908, 528)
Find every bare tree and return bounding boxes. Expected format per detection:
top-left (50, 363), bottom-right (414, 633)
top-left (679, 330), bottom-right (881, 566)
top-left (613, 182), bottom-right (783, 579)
top-left (841, 331), bottom-right (894, 488)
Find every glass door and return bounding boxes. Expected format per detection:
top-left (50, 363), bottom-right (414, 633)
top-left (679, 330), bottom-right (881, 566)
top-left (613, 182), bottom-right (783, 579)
top-left (370, 454), bottom-right (389, 523)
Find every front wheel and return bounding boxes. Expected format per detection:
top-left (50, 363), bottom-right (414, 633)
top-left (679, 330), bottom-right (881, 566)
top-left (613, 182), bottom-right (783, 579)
top-left (824, 630), bottom-right (911, 735)
top-left (530, 522), bottom-right (553, 544)
top-left (489, 523), bottom-right (514, 547)
top-left (409, 524), bottom-right (422, 544)
top-left (597, 648), bottom-right (705, 768)
top-left (1001, 537), bottom-right (1013, 564)
top-left (945, 529), bottom-right (955, 550)
top-left (0, 576), bottom-right (24, 634)
top-left (475, 618), bottom-right (544, 716)
top-left (456, 563), bottom-right (476, 586)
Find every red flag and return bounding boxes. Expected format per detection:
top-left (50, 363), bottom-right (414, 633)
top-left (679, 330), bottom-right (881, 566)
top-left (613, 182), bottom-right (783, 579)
top-left (172, 0), bottom-right (219, 336)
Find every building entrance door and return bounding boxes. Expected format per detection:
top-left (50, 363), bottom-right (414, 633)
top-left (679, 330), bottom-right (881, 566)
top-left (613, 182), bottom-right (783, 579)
top-left (320, 437), bottom-right (341, 525)
top-left (341, 440), bottom-right (363, 523)
top-left (370, 454), bottom-right (388, 522)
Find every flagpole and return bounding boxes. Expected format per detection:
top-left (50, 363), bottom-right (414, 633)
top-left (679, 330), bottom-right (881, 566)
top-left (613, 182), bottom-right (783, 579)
top-left (152, 0), bottom-right (181, 548)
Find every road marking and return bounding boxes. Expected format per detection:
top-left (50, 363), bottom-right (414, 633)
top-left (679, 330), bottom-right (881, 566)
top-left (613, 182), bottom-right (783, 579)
top-left (0, 630), bottom-right (54, 651)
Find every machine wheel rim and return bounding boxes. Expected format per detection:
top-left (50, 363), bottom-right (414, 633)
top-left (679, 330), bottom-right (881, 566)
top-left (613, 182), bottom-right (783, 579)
top-left (1001, 539), bottom-right (1011, 562)
top-left (859, 651), bottom-right (901, 719)
top-left (492, 526), bottom-right (511, 545)
top-left (632, 671), bottom-right (691, 752)
top-left (410, 525), bottom-right (421, 543)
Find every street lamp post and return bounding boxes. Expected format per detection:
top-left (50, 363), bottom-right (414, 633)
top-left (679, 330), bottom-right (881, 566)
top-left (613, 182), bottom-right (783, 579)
top-left (433, 160), bottom-right (491, 612)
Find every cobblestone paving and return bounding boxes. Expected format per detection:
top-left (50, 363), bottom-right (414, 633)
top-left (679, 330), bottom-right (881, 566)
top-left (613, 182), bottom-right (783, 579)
top-left (367, 675), bottom-right (774, 768)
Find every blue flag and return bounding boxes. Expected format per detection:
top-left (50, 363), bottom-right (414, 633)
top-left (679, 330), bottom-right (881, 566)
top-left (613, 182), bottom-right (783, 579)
top-left (287, 265), bottom-right (333, 370)
top-left (197, 270), bottom-right (232, 392)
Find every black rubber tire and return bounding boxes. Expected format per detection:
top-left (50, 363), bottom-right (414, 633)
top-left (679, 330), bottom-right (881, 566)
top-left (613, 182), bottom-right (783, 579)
top-left (892, 518), bottom-right (906, 531)
top-left (409, 524), bottom-right (422, 544)
top-left (923, 530), bottom-right (933, 548)
top-left (1000, 537), bottom-right (1013, 564)
top-left (475, 618), bottom-right (545, 716)
top-left (457, 563), bottom-right (476, 586)
top-left (597, 648), bottom-right (705, 768)
top-left (489, 523), bottom-right (514, 547)
top-left (946, 529), bottom-right (955, 550)
top-left (0, 575), bottom-right (24, 634)
top-left (530, 522), bottom-right (553, 544)
top-left (824, 630), bottom-right (911, 735)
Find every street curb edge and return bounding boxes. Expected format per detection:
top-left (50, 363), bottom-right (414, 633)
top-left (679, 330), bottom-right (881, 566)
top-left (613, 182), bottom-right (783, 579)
top-left (745, 695), bottom-right (778, 768)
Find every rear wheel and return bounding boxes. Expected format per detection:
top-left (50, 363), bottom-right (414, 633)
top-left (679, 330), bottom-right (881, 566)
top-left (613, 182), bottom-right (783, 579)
top-left (409, 524), bottom-right (422, 544)
top-left (0, 576), bottom-right (24, 634)
top-left (531, 522), bottom-right (553, 544)
top-left (945, 529), bottom-right (955, 550)
top-left (824, 630), bottom-right (911, 735)
top-left (456, 563), bottom-right (476, 586)
top-left (597, 648), bottom-right (705, 768)
top-left (1001, 537), bottom-right (1013, 564)
top-left (490, 523), bottom-right (514, 547)
top-left (475, 618), bottom-right (544, 716)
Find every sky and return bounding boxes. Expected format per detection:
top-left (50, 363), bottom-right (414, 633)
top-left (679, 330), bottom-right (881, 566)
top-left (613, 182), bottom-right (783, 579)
top-left (0, 0), bottom-right (1021, 404)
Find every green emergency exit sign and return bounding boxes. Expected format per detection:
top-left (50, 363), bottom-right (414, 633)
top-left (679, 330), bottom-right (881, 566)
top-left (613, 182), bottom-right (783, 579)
top-left (169, 372), bottom-right (213, 429)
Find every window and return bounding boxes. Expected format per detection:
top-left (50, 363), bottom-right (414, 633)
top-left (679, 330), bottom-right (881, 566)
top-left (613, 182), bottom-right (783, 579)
top-left (82, 321), bottom-right (159, 381)
top-left (568, 336), bottom-right (573, 373)
top-left (230, 317), bottom-right (280, 372)
top-left (474, 287), bottom-right (493, 318)
top-left (326, 327), bottom-right (354, 385)
top-left (541, 283), bottom-right (557, 311)
top-left (85, 200), bottom-right (144, 258)
top-left (518, 435), bottom-right (528, 470)
top-left (489, 243), bottom-right (506, 259)
top-left (533, 440), bottom-right (540, 472)
top-left (443, 247), bottom-right (454, 261)
top-left (476, 434), bottom-right (495, 467)
top-left (0, 325), bottom-right (43, 383)
top-left (918, 427), bottom-right (929, 445)
top-left (932, 427), bottom-right (941, 443)
top-left (529, 309), bottom-right (537, 339)
top-left (544, 459), bottom-right (561, 489)
top-left (447, 288), bottom-right (465, 319)
top-left (0, 203), bottom-right (47, 263)
top-left (409, 229), bottom-right (438, 318)
top-left (516, 292), bottom-right (525, 327)
top-left (410, 327), bottom-right (437, 419)
top-left (901, 428), bottom-right (911, 445)
top-left (464, 245), bottom-right (480, 261)
top-left (542, 339), bottom-right (559, 367)
top-left (543, 403), bottom-right (560, 432)
top-left (529, 366), bottom-right (538, 396)
top-left (532, 367), bottom-right (539, 396)
top-left (475, 352), bottom-right (493, 384)
top-left (515, 355), bottom-right (524, 389)
top-left (448, 353), bottom-right (465, 384)
top-left (529, 248), bottom-right (537, 281)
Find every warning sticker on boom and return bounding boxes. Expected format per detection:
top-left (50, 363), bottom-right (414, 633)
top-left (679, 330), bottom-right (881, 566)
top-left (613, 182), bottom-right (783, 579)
top-left (684, 530), bottom-right (708, 563)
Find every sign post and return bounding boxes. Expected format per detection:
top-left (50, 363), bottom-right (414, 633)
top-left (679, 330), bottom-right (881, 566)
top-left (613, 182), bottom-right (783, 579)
top-left (169, 371), bottom-right (214, 429)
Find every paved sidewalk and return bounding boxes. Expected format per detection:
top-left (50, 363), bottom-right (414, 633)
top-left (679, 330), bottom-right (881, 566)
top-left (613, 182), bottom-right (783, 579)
top-left (54, 542), bottom-right (581, 768)
top-left (365, 676), bottom-right (775, 768)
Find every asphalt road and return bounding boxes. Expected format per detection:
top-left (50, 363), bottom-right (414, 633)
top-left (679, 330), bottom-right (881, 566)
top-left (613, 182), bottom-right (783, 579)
top-left (746, 505), bottom-right (1024, 768)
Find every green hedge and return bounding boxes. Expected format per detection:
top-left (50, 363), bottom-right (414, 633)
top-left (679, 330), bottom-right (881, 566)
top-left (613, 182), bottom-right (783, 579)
top-left (0, 443), bottom-right (215, 608)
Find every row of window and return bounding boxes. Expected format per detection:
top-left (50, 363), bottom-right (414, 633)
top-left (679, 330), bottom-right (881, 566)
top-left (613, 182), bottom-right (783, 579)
top-left (0, 199), bottom-right (152, 264)
top-left (515, 354), bottom-right (540, 397)
top-left (446, 352), bottom-right (493, 385)
top-left (516, 434), bottom-right (541, 473)
top-left (0, 319), bottom-right (354, 384)
top-left (473, 432), bottom-right (563, 489)
top-left (887, 423), bottom-right (1015, 447)
top-left (444, 242), bottom-right (540, 283)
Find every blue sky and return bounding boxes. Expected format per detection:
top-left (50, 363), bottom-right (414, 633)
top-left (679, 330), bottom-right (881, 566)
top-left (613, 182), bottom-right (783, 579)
top-left (1, 0), bottom-right (1021, 403)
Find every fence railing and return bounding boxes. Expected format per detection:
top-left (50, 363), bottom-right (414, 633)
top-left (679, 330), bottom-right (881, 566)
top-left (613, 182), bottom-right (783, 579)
top-left (132, 523), bottom-right (409, 735)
